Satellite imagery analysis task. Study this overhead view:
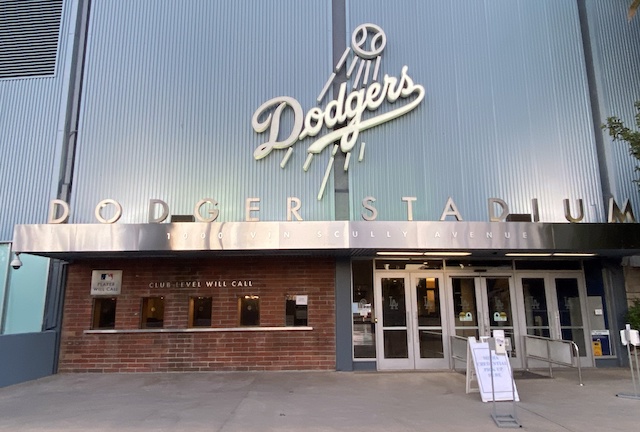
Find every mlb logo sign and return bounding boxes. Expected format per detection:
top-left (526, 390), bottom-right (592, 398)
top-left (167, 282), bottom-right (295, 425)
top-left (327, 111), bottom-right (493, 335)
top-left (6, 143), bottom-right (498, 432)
top-left (91, 270), bottom-right (122, 296)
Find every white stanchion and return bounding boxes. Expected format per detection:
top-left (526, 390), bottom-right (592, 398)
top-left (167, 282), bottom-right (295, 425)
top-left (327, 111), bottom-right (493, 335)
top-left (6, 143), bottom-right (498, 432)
top-left (489, 330), bottom-right (521, 428)
top-left (617, 324), bottom-right (640, 400)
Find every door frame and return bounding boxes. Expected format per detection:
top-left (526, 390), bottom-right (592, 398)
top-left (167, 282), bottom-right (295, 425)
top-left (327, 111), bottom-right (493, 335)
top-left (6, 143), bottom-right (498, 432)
top-left (371, 266), bottom-right (592, 371)
top-left (446, 272), bottom-right (522, 368)
top-left (515, 271), bottom-right (593, 367)
top-left (374, 271), bottom-right (448, 370)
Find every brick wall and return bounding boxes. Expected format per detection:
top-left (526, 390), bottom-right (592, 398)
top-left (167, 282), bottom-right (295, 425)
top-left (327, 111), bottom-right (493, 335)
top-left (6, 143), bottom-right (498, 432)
top-left (59, 256), bottom-right (336, 372)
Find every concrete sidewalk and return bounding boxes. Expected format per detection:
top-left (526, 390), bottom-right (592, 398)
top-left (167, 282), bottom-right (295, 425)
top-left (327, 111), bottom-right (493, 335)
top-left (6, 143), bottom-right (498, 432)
top-left (0, 368), bottom-right (638, 431)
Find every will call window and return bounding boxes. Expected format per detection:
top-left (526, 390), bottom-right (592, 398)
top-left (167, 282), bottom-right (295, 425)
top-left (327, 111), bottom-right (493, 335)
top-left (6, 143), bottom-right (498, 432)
top-left (92, 297), bottom-right (117, 329)
top-left (189, 296), bottom-right (212, 327)
top-left (141, 297), bottom-right (165, 328)
top-left (239, 296), bottom-right (260, 326)
top-left (285, 295), bottom-right (308, 326)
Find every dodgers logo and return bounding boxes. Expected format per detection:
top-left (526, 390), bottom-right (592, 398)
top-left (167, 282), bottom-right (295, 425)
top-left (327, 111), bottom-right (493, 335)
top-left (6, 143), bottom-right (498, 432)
top-left (252, 24), bottom-right (425, 200)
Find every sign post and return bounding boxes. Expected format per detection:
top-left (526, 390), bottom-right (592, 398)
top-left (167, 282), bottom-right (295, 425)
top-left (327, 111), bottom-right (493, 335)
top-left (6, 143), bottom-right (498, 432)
top-left (617, 324), bottom-right (640, 400)
top-left (488, 330), bottom-right (521, 428)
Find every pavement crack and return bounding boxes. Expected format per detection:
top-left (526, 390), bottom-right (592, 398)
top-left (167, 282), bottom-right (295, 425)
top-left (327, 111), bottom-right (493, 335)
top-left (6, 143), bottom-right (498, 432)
top-left (517, 405), bottom-right (574, 431)
top-left (214, 379), bottom-right (256, 432)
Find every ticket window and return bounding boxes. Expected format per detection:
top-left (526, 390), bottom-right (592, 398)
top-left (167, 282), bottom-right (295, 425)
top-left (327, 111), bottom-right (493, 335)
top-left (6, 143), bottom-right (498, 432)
top-left (239, 296), bottom-right (260, 326)
top-left (92, 297), bottom-right (117, 329)
top-left (285, 295), bottom-right (308, 326)
top-left (141, 296), bottom-right (165, 328)
top-left (189, 297), bottom-right (212, 327)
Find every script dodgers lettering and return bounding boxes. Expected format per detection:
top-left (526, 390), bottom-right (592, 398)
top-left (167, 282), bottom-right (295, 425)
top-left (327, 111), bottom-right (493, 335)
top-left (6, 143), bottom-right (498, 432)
top-left (251, 23), bottom-right (425, 200)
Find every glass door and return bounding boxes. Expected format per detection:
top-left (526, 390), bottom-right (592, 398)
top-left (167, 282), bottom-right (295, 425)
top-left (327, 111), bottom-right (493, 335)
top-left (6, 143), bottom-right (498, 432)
top-left (555, 277), bottom-right (588, 360)
top-left (375, 273), bottom-right (412, 370)
top-left (451, 277), bottom-right (481, 338)
top-left (449, 275), bottom-right (521, 368)
top-left (516, 273), bottom-right (591, 366)
top-left (484, 277), bottom-right (518, 363)
top-left (375, 272), bottom-right (447, 370)
top-left (411, 274), bottom-right (448, 369)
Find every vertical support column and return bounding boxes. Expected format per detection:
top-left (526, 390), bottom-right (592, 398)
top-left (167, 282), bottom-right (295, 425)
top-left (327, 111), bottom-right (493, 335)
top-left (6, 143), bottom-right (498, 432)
top-left (332, 0), bottom-right (349, 221)
top-left (41, 261), bottom-right (68, 373)
top-left (602, 259), bottom-right (630, 366)
top-left (335, 257), bottom-right (353, 371)
top-left (331, 0), bottom-right (353, 371)
top-left (576, 0), bottom-right (613, 207)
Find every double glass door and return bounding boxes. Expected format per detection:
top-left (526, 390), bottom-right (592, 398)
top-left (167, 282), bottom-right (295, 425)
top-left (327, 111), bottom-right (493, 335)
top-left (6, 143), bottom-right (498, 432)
top-left (375, 272), bottom-right (448, 370)
top-left (516, 273), bottom-right (591, 364)
top-left (373, 270), bottom-right (589, 370)
top-left (449, 276), bottom-right (520, 367)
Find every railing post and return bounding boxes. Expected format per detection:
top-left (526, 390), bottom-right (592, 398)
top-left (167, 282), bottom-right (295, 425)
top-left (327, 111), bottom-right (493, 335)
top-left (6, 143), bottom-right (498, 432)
top-left (546, 339), bottom-right (553, 378)
top-left (572, 342), bottom-right (583, 386)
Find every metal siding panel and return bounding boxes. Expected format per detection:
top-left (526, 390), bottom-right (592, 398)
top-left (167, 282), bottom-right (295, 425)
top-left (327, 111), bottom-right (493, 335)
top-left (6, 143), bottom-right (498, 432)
top-left (72, 0), bottom-right (334, 224)
top-left (0, 244), bottom-right (8, 328)
top-left (587, 0), bottom-right (640, 214)
top-left (346, 0), bottom-right (604, 222)
top-left (0, 0), bottom-right (75, 241)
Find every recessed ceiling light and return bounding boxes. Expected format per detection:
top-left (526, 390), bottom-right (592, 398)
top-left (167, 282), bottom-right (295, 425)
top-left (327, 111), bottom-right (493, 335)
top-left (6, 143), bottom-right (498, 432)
top-left (553, 253), bottom-right (597, 257)
top-left (423, 252), bottom-right (472, 256)
top-left (376, 251), bottom-right (424, 256)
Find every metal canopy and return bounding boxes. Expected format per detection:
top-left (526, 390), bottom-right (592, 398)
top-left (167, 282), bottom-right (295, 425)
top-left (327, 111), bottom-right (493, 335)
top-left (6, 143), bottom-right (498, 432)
top-left (10, 221), bottom-right (640, 260)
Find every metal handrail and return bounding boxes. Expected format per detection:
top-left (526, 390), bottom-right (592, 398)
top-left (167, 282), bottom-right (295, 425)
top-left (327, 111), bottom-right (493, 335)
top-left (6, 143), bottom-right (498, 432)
top-left (523, 334), bottom-right (583, 386)
top-left (450, 335), bottom-right (469, 372)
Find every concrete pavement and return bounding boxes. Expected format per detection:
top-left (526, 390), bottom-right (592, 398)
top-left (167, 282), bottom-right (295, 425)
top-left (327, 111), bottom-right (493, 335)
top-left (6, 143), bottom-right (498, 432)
top-left (0, 368), bottom-right (638, 431)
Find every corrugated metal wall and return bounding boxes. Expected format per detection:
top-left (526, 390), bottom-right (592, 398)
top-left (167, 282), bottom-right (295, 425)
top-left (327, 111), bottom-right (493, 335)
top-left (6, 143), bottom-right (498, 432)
top-left (0, 0), bottom-right (76, 240)
top-left (70, 0), bottom-right (639, 224)
top-left (346, 0), bottom-right (604, 222)
top-left (71, 0), bottom-right (334, 223)
top-left (587, 0), bottom-right (640, 210)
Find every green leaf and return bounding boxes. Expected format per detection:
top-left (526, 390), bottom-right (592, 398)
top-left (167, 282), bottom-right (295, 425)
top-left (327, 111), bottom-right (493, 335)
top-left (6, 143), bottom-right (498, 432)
top-left (625, 299), bottom-right (640, 330)
top-left (602, 101), bottom-right (640, 188)
top-left (630, 0), bottom-right (640, 21)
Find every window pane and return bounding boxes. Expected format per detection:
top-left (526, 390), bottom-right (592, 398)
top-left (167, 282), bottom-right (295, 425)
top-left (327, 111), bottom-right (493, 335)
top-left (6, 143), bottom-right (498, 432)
top-left (285, 295), bottom-right (308, 326)
top-left (239, 296), bottom-right (260, 326)
top-left (92, 298), bottom-right (116, 329)
top-left (352, 260), bottom-right (375, 359)
top-left (522, 278), bottom-right (550, 337)
top-left (189, 297), bottom-right (212, 327)
top-left (382, 277), bottom-right (406, 327)
top-left (383, 330), bottom-right (408, 358)
top-left (416, 278), bottom-right (441, 326)
top-left (141, 297), bottom-right (164, 328)
top-left (486, 278), bottom-right (513, 327)
top-left (555, 278), bottom-right (585, 353)
top-left (419, 329), bottom-right (444, 358)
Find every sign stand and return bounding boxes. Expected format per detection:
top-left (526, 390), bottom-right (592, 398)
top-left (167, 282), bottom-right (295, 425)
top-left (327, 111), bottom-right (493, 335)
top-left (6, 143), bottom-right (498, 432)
top-left (617, 324), bottom-right (640, 400)
top-left (489, 331), bottom-right (521, 428)
top-left (466, 337), bottom-right (479, 394)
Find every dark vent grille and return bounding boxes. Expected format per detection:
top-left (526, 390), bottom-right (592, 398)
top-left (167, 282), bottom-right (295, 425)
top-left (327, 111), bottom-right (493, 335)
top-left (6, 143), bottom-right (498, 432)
top-left (0, 0), bottom-right (63, 79)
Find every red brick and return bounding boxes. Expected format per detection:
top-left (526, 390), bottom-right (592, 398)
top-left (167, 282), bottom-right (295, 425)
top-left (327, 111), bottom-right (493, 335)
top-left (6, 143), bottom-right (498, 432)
top-left (59, 257), bottom-right (336, 373)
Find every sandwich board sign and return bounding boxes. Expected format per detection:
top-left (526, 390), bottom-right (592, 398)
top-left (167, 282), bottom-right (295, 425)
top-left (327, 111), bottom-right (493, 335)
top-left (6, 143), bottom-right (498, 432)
top-left (468, 337), bottom-right (519, 402)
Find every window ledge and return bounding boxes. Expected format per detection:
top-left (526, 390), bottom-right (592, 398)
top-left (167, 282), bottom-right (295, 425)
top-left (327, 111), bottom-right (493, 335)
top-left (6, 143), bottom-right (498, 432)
top-left (85, 326), bottom-right (313, 334)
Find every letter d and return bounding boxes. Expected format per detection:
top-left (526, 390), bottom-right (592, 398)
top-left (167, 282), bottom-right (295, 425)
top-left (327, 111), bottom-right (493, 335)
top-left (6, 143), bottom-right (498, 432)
top-left (48, 199), bottom-right (69, 224)
top-left (149, 199), bottom-right (169, 223)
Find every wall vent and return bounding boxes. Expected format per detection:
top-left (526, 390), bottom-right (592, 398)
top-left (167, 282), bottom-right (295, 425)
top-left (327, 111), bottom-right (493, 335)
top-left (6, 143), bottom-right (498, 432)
top-left (0, 0), bottom-right (63, 80)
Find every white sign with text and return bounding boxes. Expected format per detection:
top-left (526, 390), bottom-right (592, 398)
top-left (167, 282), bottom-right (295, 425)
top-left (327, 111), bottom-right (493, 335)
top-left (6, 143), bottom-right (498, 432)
top-left (468, 338), bottom-right (519, 402)
top-left (90, 270), bottom-right (122, 296)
